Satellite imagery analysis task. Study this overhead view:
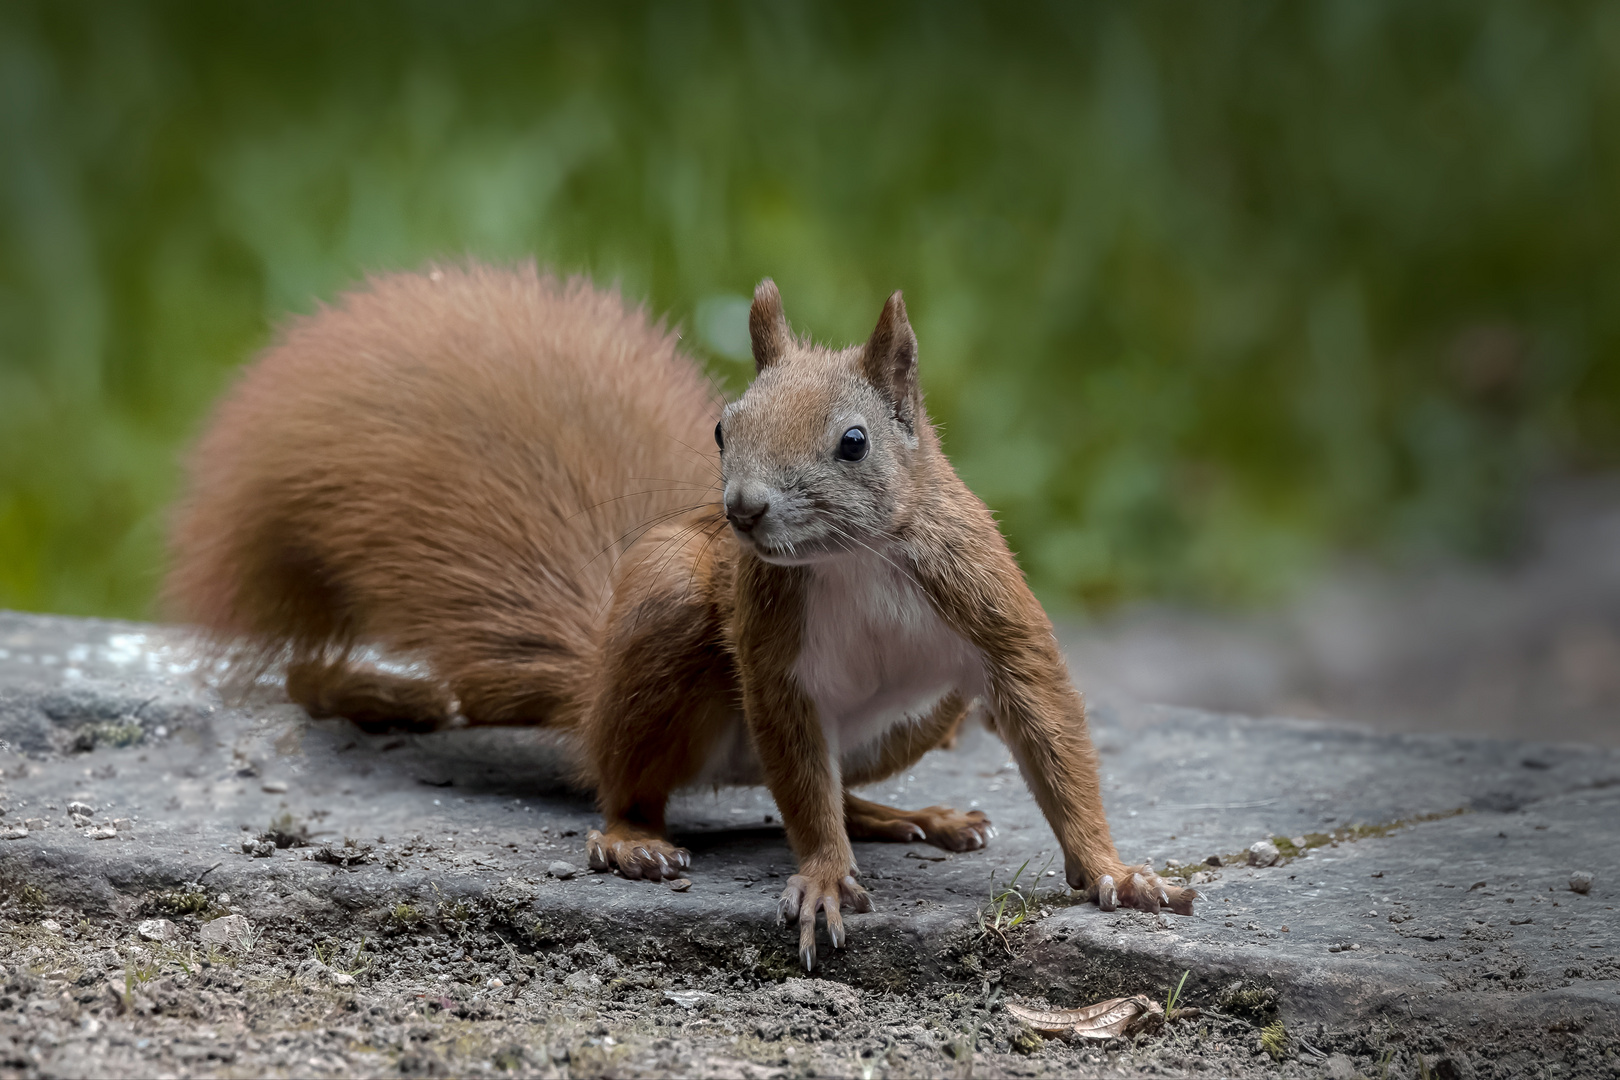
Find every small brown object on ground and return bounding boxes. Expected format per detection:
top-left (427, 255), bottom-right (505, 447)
top-left (1005, 995), bottom-right (1168, 1040)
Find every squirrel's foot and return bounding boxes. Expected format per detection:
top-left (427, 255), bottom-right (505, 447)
top-left (843, 795), bottom-right (994, 852)
top-left (585, 827), bottom-right (690, 882)
top-left (286, 661), bottom-right (452, 734)
top-left (777, 866), bottom-right (872, 972)
top-left (1081, 863), bottom-right (1196, 916)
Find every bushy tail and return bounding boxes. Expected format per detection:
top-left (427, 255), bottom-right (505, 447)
top-left (164, 261), bottom-right (723, 729)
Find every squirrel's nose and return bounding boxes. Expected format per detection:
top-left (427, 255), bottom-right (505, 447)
top-left (724, 486), bottom-right (770, 533)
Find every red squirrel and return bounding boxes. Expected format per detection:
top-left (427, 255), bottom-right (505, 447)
top-left (167, 261), bottom-right (1195, 969)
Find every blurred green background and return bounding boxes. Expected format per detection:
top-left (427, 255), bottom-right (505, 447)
top-left (2, 1), bottom-right (1617, 620)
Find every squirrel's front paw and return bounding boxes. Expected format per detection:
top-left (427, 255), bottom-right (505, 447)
top-left (1082, 863), bottom-right (1196, 916)
top-left (777, 867), bottom-right (872, 971)
top-left (585, 828), bottom-right (690, 881)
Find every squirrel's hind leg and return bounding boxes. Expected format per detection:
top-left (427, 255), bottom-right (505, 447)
top-left (840, 693), bottom-right (994, 852)
top-left (843, 793), bottom-right (993, 852)
top-left (285, 658), bottom-right (453, 733)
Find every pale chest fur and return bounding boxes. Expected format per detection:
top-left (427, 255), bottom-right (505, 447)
top-left (791, 550), bottom-right (985, 769)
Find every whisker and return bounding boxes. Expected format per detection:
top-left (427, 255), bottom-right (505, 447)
top-left (577, 501), bottom-right (717, 574)
top-left (630, 513), bottom-right (724, 631)
top-left (565, 486), bottom-right (715, 523)
top-left (664, 434), bottom-right (724, 482)
top-left (681, 518), bottom-right (732, 605)
top-left (626, 476), bottom-right (723, 491)
top-left (692, 359), bottom-right (734, 412)
top-left (593, 512), bottom-right (712, 625)
top-left (821, 518), bottom-right (913, 579)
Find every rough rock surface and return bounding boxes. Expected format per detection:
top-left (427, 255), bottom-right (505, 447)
top-left (1, 610), bottom-right (1617, 1078)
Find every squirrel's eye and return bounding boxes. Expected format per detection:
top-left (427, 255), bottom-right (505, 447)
top-left (837, 427), bottom-right (868, 462)
top-left (714, 421), bottom-right (724, 452)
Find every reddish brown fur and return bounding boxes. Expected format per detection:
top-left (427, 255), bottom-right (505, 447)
top-left (167, 262), bottom-right (721, 730)
top-left (167, 262), bottom-right (1192, 972)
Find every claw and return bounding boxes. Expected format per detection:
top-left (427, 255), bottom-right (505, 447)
top-left (778, 882), bottom-right (804, 925)
top-left (1130, 873), bottom-right (1159, 913)
top-left (1097, 874), bottom-right (1119, 912)
top-left (1156, 884), bottom-right (1171, 908)
top-left (827, 907), bottom-right (845, 949)
top-left (799, 911), bottom-right (817, 971)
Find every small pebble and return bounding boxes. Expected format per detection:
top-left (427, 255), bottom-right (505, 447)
top-left (664, 988), bottom-right (714, 1009)
top-left (0, 827), bottom-right (26, 840)
top-left (1569, 871), bottom-right (1593, 895)
top-left (329, 971), bottom-right (355, 986)
top-left (1247, 840), bottom-right (1280, 868)
top-left (85, 825), bottom-right (117, 840)
top-left (1205, 854), bottom-right (1222, 867)
top-left (564, 970), bottom-right (601, 993)
top-left (547, 861), bottom-right (579, 880)
top-left (1321, 1053), bottom-right (1358, 1080)
top-left (137, 918), bottom-right (178, 943)
top-left (200, 914), bottom-right (253, 950)
top-left (487, 977), bottom-right (504, 989)
top-left (668, 877), bottom-right (692, 892)
top-left (67, 801), bottom-right (95, 817)
top-left (260, 781), bottom-right (289, 794)
top-left (40, 919), bottom-right (61, 934)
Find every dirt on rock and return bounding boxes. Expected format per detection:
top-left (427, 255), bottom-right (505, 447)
top-left (3, 887), bottom-right (1555, 1080)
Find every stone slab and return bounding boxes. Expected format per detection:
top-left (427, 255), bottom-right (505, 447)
top-left (2, 610), bottom-right (1617, 1049)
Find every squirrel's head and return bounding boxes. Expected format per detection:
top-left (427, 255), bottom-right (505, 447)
top-left (716, 279), bottom-right (929, 566)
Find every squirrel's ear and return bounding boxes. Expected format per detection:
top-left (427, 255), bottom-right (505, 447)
top-left (750, 279), bottom-right (790, 372)
top-left (862, 290), bottom-right (919, 431)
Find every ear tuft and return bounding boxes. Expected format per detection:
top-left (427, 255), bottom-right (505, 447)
top-left (750, 279), bottom-right (790, 372)
top-left (862, 290), bottom-right (919, 431)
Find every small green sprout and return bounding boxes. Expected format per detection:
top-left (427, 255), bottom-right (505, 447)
top-left (1260, 1020), bottom-right (1288, 1060)
top-left (1165, 969), bottom-right (1190, 1016)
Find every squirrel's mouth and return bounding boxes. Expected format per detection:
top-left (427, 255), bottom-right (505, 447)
top-left (742, 538), bottom-right (810, 566)
top-left (738, 530), bottom-right (854, 567)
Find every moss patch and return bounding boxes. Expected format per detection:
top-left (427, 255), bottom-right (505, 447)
top-left (1162, 807), bottom-right (1469, 879)
top-left (1217, 983), bottom-right (1279, 1023)
top-left (144, 884), bottom-right (221, 918)
top-left (72, 720), bottom-right (145, 751)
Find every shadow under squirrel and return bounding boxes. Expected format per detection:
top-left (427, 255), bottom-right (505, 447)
top-left (167, 261), bottom-right (1195, 969)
